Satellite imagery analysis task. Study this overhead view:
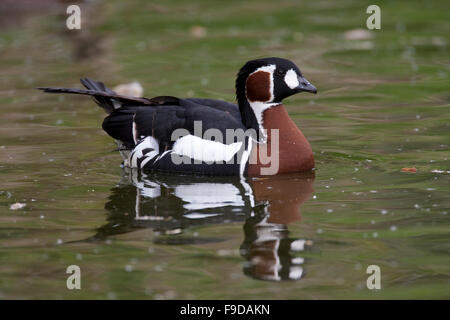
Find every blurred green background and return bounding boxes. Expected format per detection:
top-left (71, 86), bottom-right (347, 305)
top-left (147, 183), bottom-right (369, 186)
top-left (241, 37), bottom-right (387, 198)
top-left (0, 0), bottom-right (449, 299)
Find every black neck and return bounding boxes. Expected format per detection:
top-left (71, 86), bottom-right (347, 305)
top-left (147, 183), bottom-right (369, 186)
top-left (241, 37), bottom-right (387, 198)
top-left (236, 71), bottom-right (262, 141)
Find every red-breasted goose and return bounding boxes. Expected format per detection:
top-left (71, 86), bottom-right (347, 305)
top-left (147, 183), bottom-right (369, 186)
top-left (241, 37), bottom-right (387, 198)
top-left (39, 57), bottom-right (317, 177)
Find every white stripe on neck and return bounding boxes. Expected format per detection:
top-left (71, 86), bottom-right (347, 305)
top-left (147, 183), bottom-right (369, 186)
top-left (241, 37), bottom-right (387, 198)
top-left (248, 101), bottom-right (280, 142)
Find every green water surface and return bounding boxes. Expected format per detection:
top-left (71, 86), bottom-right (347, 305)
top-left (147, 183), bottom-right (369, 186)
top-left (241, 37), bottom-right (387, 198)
top-left (0, 0), bottom-right (449, 299)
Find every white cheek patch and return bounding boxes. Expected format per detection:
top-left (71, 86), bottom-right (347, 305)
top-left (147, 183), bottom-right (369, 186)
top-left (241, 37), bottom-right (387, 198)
top-left (284, 69), bottom-right (299, 89)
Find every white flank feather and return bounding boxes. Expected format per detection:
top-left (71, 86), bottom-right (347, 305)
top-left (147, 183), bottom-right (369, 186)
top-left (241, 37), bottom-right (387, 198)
top-left (129, 136), bottom-right (159, 168)
top-left (172, 135), bottom-right (242, 163)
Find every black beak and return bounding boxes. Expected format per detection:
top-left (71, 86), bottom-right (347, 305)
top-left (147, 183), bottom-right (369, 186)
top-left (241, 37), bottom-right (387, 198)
top-left (295, 76), bottom-right (317, 94)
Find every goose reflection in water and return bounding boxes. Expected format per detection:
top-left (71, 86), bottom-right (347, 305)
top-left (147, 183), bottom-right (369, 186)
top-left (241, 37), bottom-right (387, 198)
top-left (94, 169), bottom-right (315, 281)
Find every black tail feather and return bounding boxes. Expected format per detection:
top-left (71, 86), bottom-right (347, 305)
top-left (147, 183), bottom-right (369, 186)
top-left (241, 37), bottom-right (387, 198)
top-left (38, 80), bottom-right (154, 114)
top-left (80, 78), bottom-right (115, 95)
top-left (39, 77), bottom-right (181, 114)
top-left (80, 78), bottom-right (117, 112)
